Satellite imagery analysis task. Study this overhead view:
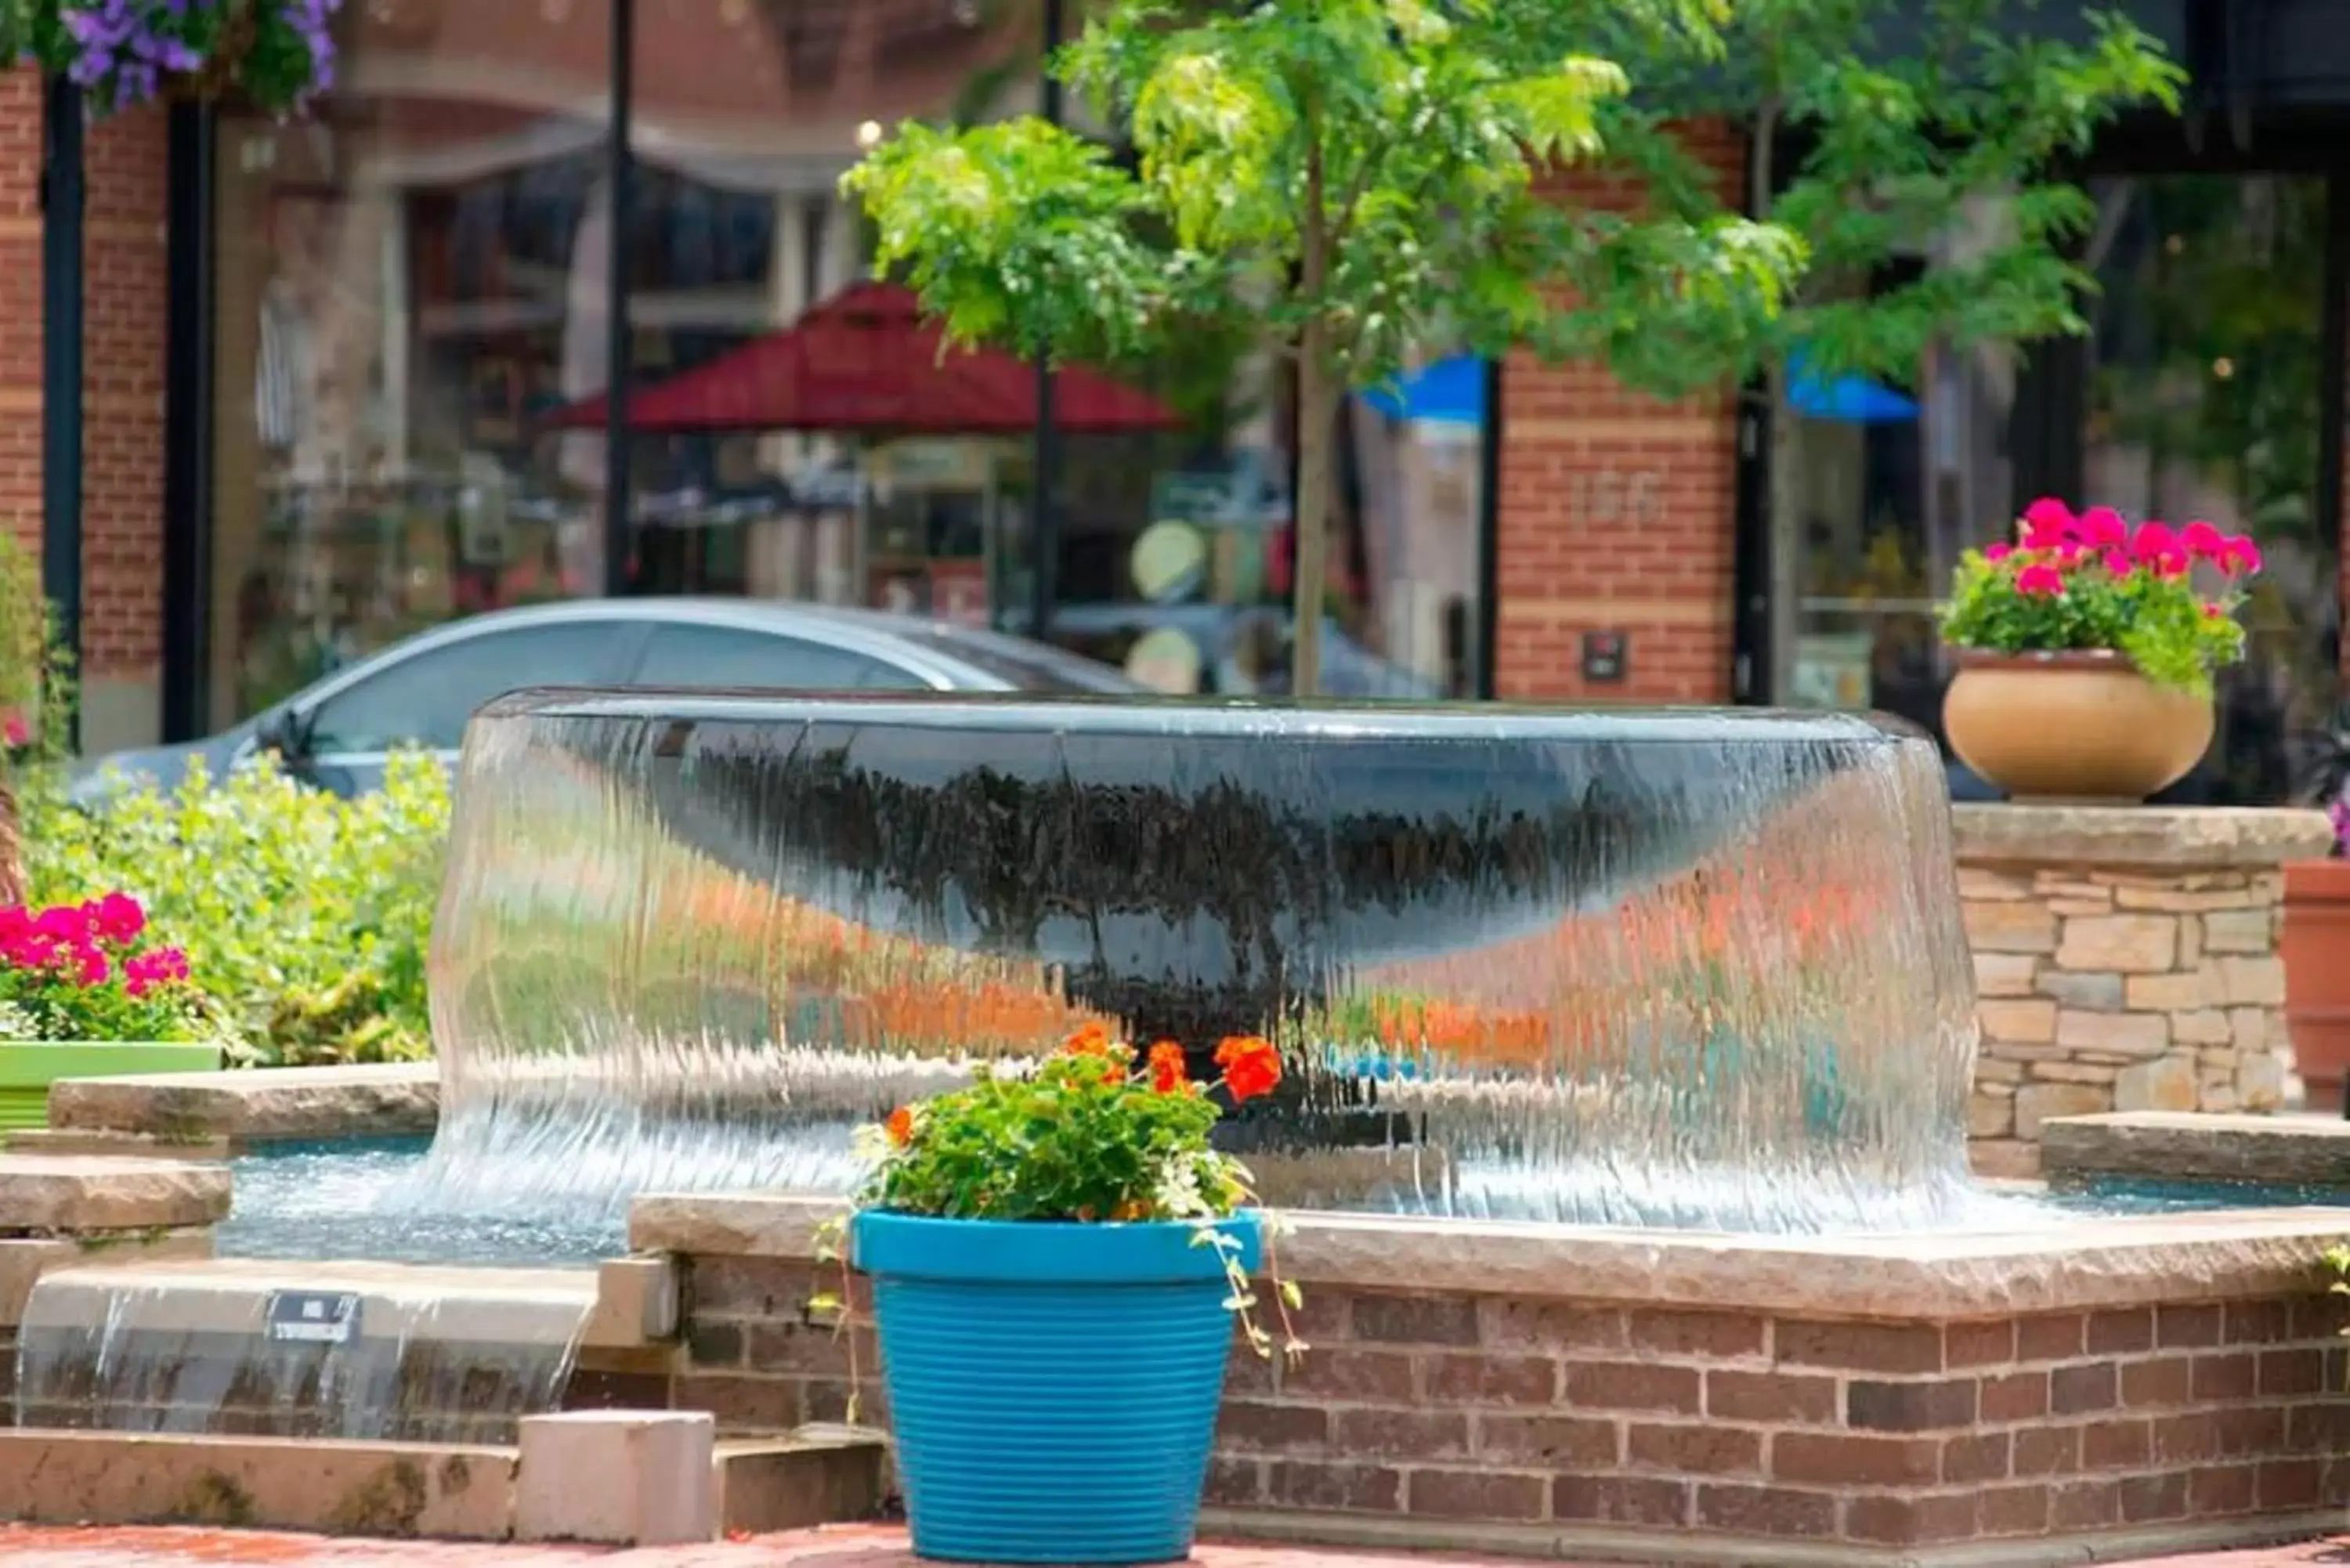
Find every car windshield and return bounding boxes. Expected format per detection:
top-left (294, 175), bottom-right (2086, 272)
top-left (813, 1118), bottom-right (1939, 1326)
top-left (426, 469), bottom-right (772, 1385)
top-left (899, 628), bottom-right (1141, 694)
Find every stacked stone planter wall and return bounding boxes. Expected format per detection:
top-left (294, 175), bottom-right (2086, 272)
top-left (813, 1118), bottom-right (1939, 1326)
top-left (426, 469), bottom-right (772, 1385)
top-left (1954, 806), bottom-right (2334, 1180)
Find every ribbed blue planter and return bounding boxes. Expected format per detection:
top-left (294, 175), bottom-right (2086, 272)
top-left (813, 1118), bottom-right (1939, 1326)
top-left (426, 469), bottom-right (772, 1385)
top-left (853, 1209), bottom-right (1263, 1565)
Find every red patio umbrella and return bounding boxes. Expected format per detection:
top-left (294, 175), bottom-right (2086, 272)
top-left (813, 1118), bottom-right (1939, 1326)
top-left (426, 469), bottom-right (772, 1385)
top-left (547, 281), bottom-right (1182, 436)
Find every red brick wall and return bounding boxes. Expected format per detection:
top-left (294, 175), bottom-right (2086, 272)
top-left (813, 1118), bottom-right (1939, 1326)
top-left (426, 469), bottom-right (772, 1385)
top-left (0, 71), bottom-right (168, 689)
top-left (674, 1255), bottom-right (2350, 1559)
top-left (1494, 122), bottom-right (1745, 704)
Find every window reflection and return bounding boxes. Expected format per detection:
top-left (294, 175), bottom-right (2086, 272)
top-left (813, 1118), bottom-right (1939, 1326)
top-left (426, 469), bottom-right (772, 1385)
top-left (212, 2), bottom-right (616, 728)
top-left (2087, 175), bottom-right (2335, 805)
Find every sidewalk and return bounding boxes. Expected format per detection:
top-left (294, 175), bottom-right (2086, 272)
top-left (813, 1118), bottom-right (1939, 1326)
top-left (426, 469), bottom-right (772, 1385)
top-left (0, 1524), bottom-right (2342, 1567)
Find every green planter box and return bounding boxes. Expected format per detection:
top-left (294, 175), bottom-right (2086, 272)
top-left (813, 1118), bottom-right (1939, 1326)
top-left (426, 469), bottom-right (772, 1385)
top-left (0, 1042), bottom-right (225, 1133)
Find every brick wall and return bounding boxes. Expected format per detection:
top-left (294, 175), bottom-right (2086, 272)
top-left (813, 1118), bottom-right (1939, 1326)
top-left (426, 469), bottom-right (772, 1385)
top-left (0, 74), bottom-right (169, 746)
top-left (672, 1252), bottom-right (2350, 1559)
top-left (1493, 122), bottom-right (1745, 704)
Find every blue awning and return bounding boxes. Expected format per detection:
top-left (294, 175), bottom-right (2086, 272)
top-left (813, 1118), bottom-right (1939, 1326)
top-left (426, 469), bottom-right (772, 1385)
top-left (1788, 348), bottom-right (1918, 425)
top-left (1361, 356), bottom-right (1485, 426)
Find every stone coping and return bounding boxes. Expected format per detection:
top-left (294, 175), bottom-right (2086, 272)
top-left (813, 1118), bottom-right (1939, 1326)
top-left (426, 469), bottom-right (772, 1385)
top-left (0, 1153), bottom-right (231, 1232)
top-left (2042, 1110), bottom-right (2350, 1185)
top-left (0, 1254), bottom-right (678, 1348)
top-left (45, 1063), bottom-right (439, 1143)
top-left (1950, 802), bottom-right (2334, 871)
top-left (0, 1230), bottom-right (212, 1324)
top-left (631, 1190), bottom-right (2350, 1321)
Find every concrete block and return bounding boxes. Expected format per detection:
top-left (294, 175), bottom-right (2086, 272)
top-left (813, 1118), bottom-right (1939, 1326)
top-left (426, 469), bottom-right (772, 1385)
top-left (715, 1430), bottom-right (888, 1535)
top-left (516, 1410), bottom-right (716, 1545)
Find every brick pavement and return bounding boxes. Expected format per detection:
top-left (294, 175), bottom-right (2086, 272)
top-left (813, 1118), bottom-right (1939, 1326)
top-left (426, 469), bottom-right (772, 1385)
top-left (0, 1523), bottom-right (2343, 1567)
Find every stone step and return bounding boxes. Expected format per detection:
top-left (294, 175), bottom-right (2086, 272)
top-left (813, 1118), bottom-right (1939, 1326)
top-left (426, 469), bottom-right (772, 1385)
top-left (0, 1420), bottom-right (887, 1543)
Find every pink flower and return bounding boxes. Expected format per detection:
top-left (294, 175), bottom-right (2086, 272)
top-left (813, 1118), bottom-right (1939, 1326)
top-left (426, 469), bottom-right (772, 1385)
top-left (2181, 520), bottom-right (2225, 559)
top-left (2078, 507), bottom-right (2128, 547)
top-left (2202, 601), bottom-right (2229, 619)
top-left (2, 716), bottom-right (29, 749)
top-left (91, 893), bottom-right (144, 945)
top-left (2022, 497), bottom-right (2077, 532)
top-left (2101, 551), bottom-right (2134, 578)
top-left (73, 947), bottom-right (107, 988)
top-left (2153, 551), bottom-right (2191, 579)
top-left (33, 905), bottom-right (87, 944)
top-left (2019, 497), bottom-right (2077, 551)
top-left (2221, 536), bottom-right (2264, 576)
top-left (1984, 542), bottom-right (2014, 563)
top-left (2131, 522), bottom-right (2178, 562)
top-left (2016, 564), bottom-right (2066, 597)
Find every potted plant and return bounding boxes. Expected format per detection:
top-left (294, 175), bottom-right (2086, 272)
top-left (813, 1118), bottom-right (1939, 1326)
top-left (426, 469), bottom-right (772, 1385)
top-left (2284, 707), bottom-right (2350, 1114)
top-left (1939, 498), bottom-right (2261, 802)
top-left (838, 1024), bottom-right (1297, 1566)
top-left (0, 893), bottom-right (226, 1130)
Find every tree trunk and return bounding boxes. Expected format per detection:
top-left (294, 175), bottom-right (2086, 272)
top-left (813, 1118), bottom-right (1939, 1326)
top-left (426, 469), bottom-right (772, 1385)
top-left (1291, 327), bottom-right (1337, 699)
top-left (0, 774), bottom-right (29, 911)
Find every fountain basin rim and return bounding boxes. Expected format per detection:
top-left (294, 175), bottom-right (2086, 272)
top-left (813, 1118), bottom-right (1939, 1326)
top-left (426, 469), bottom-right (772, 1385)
top-left (630, 1190), bottom-right (2350, 1321)
top-left (481, 685), bottom-right (1925, 747)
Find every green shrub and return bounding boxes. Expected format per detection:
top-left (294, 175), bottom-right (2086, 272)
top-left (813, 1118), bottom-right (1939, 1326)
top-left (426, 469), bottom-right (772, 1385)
top-left (23, 753), bottom-right (449, 1065)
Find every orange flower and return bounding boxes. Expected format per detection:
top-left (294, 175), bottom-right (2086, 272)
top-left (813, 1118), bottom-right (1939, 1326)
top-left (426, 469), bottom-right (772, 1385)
top-left (1101, 1060), bottom-right (1127, 1088)
top-left (1063, 1021), bottom-right (1113, 1057)
top-left (1147, 1041), bottom-right (1188, 1094)
top-left (1111, 1199), bottom-right (1151, 1221)
top-left (884, 1105), bottom-right (916, 1147)
top-left (1214, 1035), bottom-right (1282, 1104)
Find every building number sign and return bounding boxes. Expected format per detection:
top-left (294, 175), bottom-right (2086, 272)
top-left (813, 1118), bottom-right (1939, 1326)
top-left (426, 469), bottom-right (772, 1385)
top-left (1568, 470), bottom-right (1663, 526)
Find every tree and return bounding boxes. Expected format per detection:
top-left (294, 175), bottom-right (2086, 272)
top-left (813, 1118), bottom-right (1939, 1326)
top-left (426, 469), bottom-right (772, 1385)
top-left (844, 0), bottom-right (1804, 695)
top-left (1574, 0), bottom-right (2182, 694)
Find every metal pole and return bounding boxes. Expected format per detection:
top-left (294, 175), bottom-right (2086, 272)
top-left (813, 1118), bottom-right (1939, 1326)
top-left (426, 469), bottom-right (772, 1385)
top-left (1025, 0), bottom-right (1065, 642)
top-left (602, 0), bottom-right (636, 596)
top-left (41, 76), bottom-right (85, 749)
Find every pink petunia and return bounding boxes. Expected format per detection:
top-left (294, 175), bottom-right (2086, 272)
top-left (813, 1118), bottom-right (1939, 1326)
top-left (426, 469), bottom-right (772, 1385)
top-left (2222, 536), bottom-right (2264, 576)
top-left (2016, 563), bottom-right (2066, 597)
top-left (73, 948), bottom-right (107, 988)
top-left (2102, 551), bottom-right (2134, 578)
top-left (2181, 520), bottom-right (2225, 558)
top-left (33, 905), bottom-right (87, 943)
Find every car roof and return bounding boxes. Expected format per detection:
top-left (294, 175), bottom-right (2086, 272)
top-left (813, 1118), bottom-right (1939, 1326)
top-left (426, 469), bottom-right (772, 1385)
top-left (361, 597), bottom-right (1145, 695)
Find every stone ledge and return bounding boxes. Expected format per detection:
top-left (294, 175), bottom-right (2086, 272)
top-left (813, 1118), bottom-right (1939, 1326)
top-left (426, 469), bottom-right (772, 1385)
top-left (1951, 803), bottom-right (2334, 871)
top-left (45, 1062), bottom-right (439, 1143)
top-left (630, 1190), bottom-right (2350, 1321)
top-left (0, 1429), bottom-right (886, 1544)
top-left (2043, 1111), bottom-right (2350, 1185)
top-left (0, 1154), bottom-right (230, 1233)
top-left (0, 1230), bottom-right (213, 1326)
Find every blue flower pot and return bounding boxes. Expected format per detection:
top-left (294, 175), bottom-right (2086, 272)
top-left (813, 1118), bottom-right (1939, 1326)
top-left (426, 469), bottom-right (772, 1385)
top-left (853, 1209), bottom-right (1263, 1565)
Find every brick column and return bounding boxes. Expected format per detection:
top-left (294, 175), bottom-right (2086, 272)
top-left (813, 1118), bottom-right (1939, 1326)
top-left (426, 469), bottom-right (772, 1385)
top-left (1492, 122), bottom-right (1744, 703)
top-left (1953, 804), bottom-right (2334, 1179)
top-left (0, 70), bottom-right (170, 751)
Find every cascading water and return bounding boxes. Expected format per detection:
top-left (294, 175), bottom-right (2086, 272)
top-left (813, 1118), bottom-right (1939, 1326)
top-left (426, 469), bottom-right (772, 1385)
top-left (11, 1259), bottom-right (591, 1442)
top-left (392, 690), bottom-right (2005, 1234)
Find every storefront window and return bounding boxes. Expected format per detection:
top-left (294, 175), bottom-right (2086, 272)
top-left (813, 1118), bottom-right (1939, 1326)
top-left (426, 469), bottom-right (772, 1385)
top-left (1783, 175), bottom-right (2340, 806)
top-left (209, 2), bottom-right (616, 729)
top-left (1045, 334), bottom-right (1487, 699)
top-left (613, 0), bottom-right (1038, 616)
top-left (2085, 174), bottom-right (2336, 804)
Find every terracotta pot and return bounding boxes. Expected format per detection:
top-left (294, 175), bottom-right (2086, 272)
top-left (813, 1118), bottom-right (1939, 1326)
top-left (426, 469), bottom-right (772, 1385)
top-left (2284, 858), bottom-right (2350, 1114)
top-left (1941, 649), bottom-right (2213, 803)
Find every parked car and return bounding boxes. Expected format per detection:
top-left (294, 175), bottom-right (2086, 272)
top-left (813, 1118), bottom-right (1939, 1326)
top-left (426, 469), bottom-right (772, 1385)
top-left (74, 599), bottom-right (1144, 801)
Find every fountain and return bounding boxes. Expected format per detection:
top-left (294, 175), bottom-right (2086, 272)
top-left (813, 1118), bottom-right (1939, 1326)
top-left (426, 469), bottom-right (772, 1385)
top-left (408, 690), bottom-right (1982, 1234)
top-left (9, 689), bottom-right (2348, 1559)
